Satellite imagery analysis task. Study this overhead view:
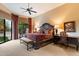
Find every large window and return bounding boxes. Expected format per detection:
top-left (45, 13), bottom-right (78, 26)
top-left (0, 18), bottom-right (12, 44)
top-left (18, 21), bottom-right (29, 38)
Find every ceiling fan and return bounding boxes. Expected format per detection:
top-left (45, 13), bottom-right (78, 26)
top-left (21, 3), bottom-right (37, 15)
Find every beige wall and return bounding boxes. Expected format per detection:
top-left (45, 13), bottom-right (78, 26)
top-left (0, 10), bottom-right (11, 19)
top-left (0, 3), bottom-right (11, 19)
top-left (19, 16), bottom-right (28, 24)
top-left (0, 3), bottom-right (28, 22)
top-left (33, 3), bottom-right (79, 32)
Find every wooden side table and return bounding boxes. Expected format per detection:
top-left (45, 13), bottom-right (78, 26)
top-left (53, 35), bottom-right (60, 44)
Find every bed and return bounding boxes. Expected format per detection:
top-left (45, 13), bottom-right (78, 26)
top-left (27, 23), bottom-right (54, 49)
top-left (27, 33), bottom-right (53, 49)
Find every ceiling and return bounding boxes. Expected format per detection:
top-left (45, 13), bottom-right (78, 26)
top-left (3, 3), bottom-right (64, 17)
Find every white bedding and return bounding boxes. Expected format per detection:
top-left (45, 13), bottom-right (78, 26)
top-left (67, 32), bottom-right (79, 38)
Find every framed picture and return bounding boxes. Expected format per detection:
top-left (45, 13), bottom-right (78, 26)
top-left (64, 21), bottom-right (75, 32)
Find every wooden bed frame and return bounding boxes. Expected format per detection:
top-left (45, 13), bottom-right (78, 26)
top-left (27, 33), bottom-right (53, 49)
top-left (27, 23), bottom-right (54, 49)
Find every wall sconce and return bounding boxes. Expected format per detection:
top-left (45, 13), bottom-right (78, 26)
top-left (34, 27), bottom-right (40, 33)
top-left (54, 25), bottom-right (59, 35)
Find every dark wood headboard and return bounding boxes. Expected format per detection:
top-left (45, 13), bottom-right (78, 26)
top-left (39, 23), bottom-right (54, 35)
top-left (40, 23), bottom-right (54, 30)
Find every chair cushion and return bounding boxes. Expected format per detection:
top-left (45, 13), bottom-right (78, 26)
top-left (20, 37), bottom-right (32, 42)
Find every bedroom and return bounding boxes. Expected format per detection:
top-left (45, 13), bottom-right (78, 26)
top-left (0, 3), bottom-right (79, 56)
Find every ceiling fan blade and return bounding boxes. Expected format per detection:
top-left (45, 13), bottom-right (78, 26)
top-left (30, 10), bottom-right (37, 13)
top-left (29, 7), bottom-right (33, 9)
top-left (28, 11), bottom-right (31, 15)
top-left (28, 3), bottom-right (30, 8)
top-left (21, 7), bottom-right (26, 10)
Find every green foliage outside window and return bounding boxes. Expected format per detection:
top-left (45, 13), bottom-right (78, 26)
top-left (19, 22), bottom-right (29, 34)
top-left (0, 36), bottom-right (9, 44)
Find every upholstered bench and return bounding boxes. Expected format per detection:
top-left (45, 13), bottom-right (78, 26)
top-left (20, 37), bottom-right (33, 51)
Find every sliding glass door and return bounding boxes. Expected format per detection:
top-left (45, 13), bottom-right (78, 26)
top-left (0, 18), bottom-right (5, 43)
top-left (5, 19), bottom-right (12, 41)
top-left (0, 18), bottom-right (12, 44)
